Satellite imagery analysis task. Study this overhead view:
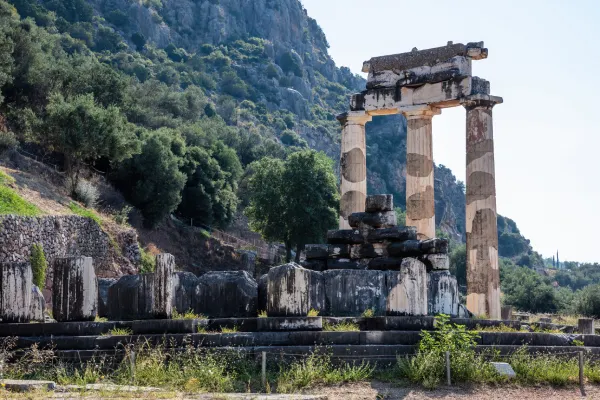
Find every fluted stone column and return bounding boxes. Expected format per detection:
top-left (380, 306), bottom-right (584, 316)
top-left (52, 257), bottom-right (97, 322)
top-left (403, 106), bottom-right (440, 240)
top-left (0, 262), bottom-right (32, 323)
top-left (154, 253), bottom-right (175, 319)
top-left (337, 111), bottom-right (372, 229)
top-left (462, 94), bottom-right (503, 319)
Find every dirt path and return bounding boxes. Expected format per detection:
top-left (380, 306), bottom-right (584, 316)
top-left (312, 381), bottom-right (595, 399)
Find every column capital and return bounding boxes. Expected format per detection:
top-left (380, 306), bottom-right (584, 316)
top-left (337, 111), bottom-right (372, 126)
top-left (400, 105), bottom-right (441, 120)
top-left (461, 94), bottom-right (503, 110)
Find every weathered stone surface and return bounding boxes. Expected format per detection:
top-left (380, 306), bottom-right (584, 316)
top-left (427, 271), bottom-right (459, 316)
top-left (267, 263), bottom-right (324, 317)
top-left (97, 278), bottom-right (115, 318)
top-left (305, 244), bottom-right (328, 260)
top-left (365, 195), bottom-right (393, 212)
top-left (236, 250), bottom-right (257, 276)
top-left (257, 274), bottom-right (268, 312)
top-left (300, 259), bottom-right (326, 272)
top-left (387, 241), bottom-right (421, 257)
top-left (420, 238), bottom-right (449, 254)
top-left (350, 243), bottom-right (387, 259)
top-left (326, 258), bottom-right (365, 270)
top-left (0, 262), bottom-right (32, 323)
top-left (490, 362), bottom-right (516, 378)
top-left (52, 257), bottom-right (97, 322)
top-left (348, 211), bottom-right (396, 229)
top-left (154, 253), bottom-right (174, 319)
top-left (324, 270), bottom-right (386, 316)
top-left (386, 259), bottom-right (427, 316)
top-left (257, 317), bottom-right (322, 331)
top-left (195, 271), bottom-right (257, 318)
top-left (367, 257), bottom-right (403, 270)
top-left (107, 274), bottom-right (154, 320)
top-left (29, 285), bottom-right (45, 322)
top-left (326, 229), bottom-right (364, 245)
top-left (367, 226), bottom-right (417, 242)
top-left (501, 306), bottom-right (513, 321)
top-left (419, 254), bottom-right (449, 271)
top-left (172, 272), bottom-right (199, 314)
top-left (579, 318), bottom-right (595, 335)
top-left (327, 244), bottom-right (351, 258)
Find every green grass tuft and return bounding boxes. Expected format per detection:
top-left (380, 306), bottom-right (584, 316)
top-left (172, 309), bottom-right (204, 320)
top-left (68, 201), bottom-right (101, 225)
top-left (361, 308), bottom-right (375, 318)
top-left (0, 170), bottom-right (16, 185)
top-left (258, 310), bottom-right (267, 318)
top-left (0, 185), bottom-right (41, 216)
top-left (323, 321), bottom-right (360, 332)
top-left (307, 308), bottom-right (319, 317)
top-left (103, 327), bottom-right (133, 336)
top-left (221, 326), bottom-right (239, 333)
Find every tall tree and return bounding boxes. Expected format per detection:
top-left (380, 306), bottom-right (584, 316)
top-left (246, 149), bottom-right (339, 262)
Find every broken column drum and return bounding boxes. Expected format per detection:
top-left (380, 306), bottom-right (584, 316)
top-left (52, 257), bottom-right (98, 322)
top-left (0, 262), bottom-right (32, 323)
top-left (339, 41), bottom-right (503, 318)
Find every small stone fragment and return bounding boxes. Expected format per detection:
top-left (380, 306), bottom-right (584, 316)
top-left (387, 240), bottom-right (421, 257)
top-left (365, 194), bottom-right (393, 212)
top-left (348, 211), bottom-right (396, 229)
top-left (490, 362), bottom-right (516, 378)
top-left (327, 244), bottom-right (351, 258)
top-left (420, 238), bottom-right (449, 254)
top-left (367, 226), bottom-right (417, 242)
top-left (327, 229), bottom-right (364, 244)
top-left (419, 254), bottom-right (449, 271)
top-left (350, 243), bottom-right (387, 259)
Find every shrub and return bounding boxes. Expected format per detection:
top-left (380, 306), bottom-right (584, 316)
top-left (30, 243), bottom-right (47, 289)
top-left (139, 244), bottom-right (157, 273)
top-left (73, 180), bottom-right (99, 208)
top-left (0, 131), bottom-right (17, 152)
top-left (113, 205), bottom-right (132, 225)
top-left (572, 284), bottom-right (600, 318)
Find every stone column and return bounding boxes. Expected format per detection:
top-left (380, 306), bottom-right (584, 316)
top-left (337, 111), bottom-right (372, 229)
top-left (403, 106), bottom-right (440, 240)
top-left (0, 262), bottom-right (32, 323)
top-left (462, 94), bottom-right (503, 319)
top-left (154, 253), bottom-right (175, 319)
top-left (52, 257), bottom-right (98, 322)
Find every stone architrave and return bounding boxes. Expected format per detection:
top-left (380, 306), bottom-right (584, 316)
top-left (0, 262), bottom-right (32, 323)
top-left (52, 257), bottom-right (97, 322)
top-left (172, 272), bottom-right (199, 314)
top-left (337, 111), bottom-right (372, 229)
top-left (267, 263), bottom-right (324, 317)
top-left (386, 258), bottom-right (427, 316)
top-left (462, 94), bottom-right (503, 319)
top-left (97, 278), bottom-right (116, 318)
top-left (29, 285), bottom-right (46, 322)
top-left (153, 253), bottom-right (174, 319)
top-left (324, 270), bottom-right (386, 316)
top-left (195, 271), bottom-right (258, 318)
top-left (427, 270), bottom-right (459, 316)
top-left (403, 106), bottom-right (440, 240)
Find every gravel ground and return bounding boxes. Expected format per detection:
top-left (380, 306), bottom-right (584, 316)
top-left (312, 381), bottom-right (596, 399)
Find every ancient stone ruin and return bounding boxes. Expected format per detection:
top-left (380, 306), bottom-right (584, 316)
top-left (338, 42), bottom-right (502, 318)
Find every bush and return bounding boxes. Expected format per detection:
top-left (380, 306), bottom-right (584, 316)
top-left (30, 243), bottom-right (47, 289)
top-left (572, 284), bottom-right (600, 318)
top-left (73, 180), bottom-right (99, 208)
top-left (139, 244), bottom-right (158, 273)
top-left (0, 131), bottom-right (17, 152)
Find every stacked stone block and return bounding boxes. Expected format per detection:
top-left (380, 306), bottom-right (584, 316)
top-left (299, 194), bottom-right (459, 316)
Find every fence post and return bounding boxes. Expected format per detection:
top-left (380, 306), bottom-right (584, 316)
top-left (130, 350), bottom-right (136, 385)
top-left (445, 351), bottom-right (451, 385)
top-left (261, 351), bottom-right (267, 387)
top-left (580, 351), bottom-right (586, 396)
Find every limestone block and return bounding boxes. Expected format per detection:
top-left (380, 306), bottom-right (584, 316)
top-left (419, 254), bottom-right (449, 271)
top-left (324, 270), bottom-right (386, 316)
top-left (195, 271), bottom-right (257, 318)
top-left (300, 259), bottom-right (326, 271)
top-left (328, 244), bottom-right (351, 258)
top-left (327, 258), bottom-right (365, 270)
top-left (267, 263), bottom-right (325, 317)
top-left (0, 262), bottom-right (32, 323)
top-left (29, 285), bottom-right (45, 322)
top-left (427, 270), bottom-right (459, 316)
top-left (490, 362), bottom-right (516, 378)
top-left (388, 241), bottom-right (421, 257)
top-left (367, 226), bottom-right (417, 242)
top-left (368, 257), bottom-right (403, 270)
top-left (97, 278), bottom-right (116, 318)
top-left (420, 238), bottom-right (449, 254)
top-left (350, 243), bottom-right (387, 259)
top-left (153, 253), bottom-right (174, 319)
top-left (501, 306), bottom-right (513, 320)
top-left (386, 258), bottom-right (427, 316)
top-left (348, 211), bottom-right (396, 229)
top-left (305, 244), bottom-right (328, 260)
top-left (326, 229), bottom-right (364, 244)
top-left (257, 274), bottom-right (268, 312)
top-left (52, 257), bottom-right (97, 322)
top-left (365, 195), bottom-right (394, 212)
top-left (579, 318), bottom-right (595, 335)
top-left (172, 272), bottom-right (199, 314)
top-left (107, 275), bottom-right (154, 320)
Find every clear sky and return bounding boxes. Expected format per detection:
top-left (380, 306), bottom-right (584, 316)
top-left (301, 0), bottom-right (600, 263)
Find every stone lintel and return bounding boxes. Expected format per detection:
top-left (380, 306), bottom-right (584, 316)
top-left (461, 94), bottom-right (503, 110)
top-left (336, 110), bottom-right (372, 125)
top-left (401, 105), bottom-right (441, 119)
top-left (362, 42), bottom-right (487, 73)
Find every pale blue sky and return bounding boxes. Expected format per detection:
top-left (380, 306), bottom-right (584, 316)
top-left (302, 0), bottom-right (600, 263)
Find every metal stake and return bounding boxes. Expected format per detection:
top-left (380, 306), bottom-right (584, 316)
top-left (261, 351), bottom-right (267, 387)
top-left (446, 351), bottom-right (451, 386)
top-left (580, 351), bottom-right (586, 396)
top-left (130, 350), bottom-right (136, 385)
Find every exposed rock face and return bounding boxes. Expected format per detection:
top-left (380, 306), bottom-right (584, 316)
top-left (267, 263), bottom-right (324, 317)
top-left (0, 262), bottom-right (32, 323)
top-left (107, 274), bottom-right (154, 320)
top-left (172, 272), bottom-right (199, 314)
top-left (29, 285), bottom-right (45, 322)
top-left (195, 271), bottom-right (257, 318)
top-left (52, 257), bottom-right (98, 322)
top-left (154, 254), bottom-right (174, 319)
top-left (97, 278), bottom-right (116, 318)
top-left (386, 259), bottom-right (427, 316)
top-left (324, 270), bottom-right (386, 316)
